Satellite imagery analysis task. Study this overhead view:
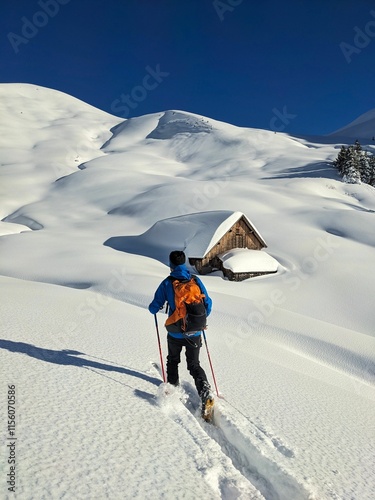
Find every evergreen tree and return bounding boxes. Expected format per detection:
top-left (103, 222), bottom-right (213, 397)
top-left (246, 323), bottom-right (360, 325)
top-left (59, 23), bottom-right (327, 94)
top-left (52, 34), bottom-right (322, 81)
top-left (368, 155), bottom-right (375, 186)
top-left (359, 150), bottom-right (371, 184)
top-left (354, 139), bottom-right (362, 153)
top-left (333, 140), bottom-right (375, 186)
top-left (342, 146), bottom-right (361, 184)
top-left (334, 145), bottom-right (348, 175)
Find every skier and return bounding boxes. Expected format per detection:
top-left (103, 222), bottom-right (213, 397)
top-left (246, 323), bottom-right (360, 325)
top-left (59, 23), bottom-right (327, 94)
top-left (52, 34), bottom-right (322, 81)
top-left (148, 250), bottom-right (214, 408)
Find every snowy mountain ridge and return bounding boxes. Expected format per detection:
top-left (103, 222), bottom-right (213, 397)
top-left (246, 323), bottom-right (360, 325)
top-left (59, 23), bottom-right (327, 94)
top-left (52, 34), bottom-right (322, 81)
top-left (1, 84), bottom-right (374, 500)
top-left (329, 107), bottom-right (375, 139)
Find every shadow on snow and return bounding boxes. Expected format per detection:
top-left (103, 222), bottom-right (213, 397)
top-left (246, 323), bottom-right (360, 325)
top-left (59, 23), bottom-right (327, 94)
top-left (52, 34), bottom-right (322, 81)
top-left (0, 339), bottom-right (160, 387)
top-left (262, 161), bottom-right (339, 180)
top-left (104, 235), bottom-right (168, 264)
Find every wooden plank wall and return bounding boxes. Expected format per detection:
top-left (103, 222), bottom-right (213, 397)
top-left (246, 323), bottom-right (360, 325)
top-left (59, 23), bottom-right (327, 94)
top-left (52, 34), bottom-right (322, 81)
top-left (189, 216), bottom-right (266, 277)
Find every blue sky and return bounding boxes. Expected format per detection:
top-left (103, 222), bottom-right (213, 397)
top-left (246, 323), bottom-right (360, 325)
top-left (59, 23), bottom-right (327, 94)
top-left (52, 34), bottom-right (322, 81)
top-left (1, 0), bottom-right (375, 135)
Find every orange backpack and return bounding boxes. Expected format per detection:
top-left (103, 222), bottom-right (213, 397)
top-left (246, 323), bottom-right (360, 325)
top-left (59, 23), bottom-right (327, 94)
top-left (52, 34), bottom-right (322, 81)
top-left (165, 277), bottom-right (207, 334)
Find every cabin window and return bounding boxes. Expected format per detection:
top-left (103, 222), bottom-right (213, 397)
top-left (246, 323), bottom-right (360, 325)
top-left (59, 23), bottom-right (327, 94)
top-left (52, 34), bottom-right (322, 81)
top-left (235, 234), bottom-right (244, 247)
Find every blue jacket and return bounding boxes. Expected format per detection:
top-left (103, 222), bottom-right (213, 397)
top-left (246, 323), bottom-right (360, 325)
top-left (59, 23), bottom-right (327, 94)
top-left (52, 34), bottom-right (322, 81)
top-left (148, 264), bottom-right (212, 339)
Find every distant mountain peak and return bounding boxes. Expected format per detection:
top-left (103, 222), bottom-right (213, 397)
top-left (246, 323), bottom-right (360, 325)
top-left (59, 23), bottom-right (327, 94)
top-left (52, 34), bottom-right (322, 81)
top-left (328, 109), bottom-right (375, 141)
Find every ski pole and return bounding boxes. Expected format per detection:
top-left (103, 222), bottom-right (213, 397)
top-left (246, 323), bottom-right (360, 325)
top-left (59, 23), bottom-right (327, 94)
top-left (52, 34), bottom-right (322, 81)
top-left (154, 314), bottom-right (166, 383)
top-left (202, 330), bottom-right (220, 397)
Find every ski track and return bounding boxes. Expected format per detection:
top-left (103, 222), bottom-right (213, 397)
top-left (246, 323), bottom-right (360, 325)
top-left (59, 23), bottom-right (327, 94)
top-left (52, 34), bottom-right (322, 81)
top-left (151, 363), bottom-right (314, 500)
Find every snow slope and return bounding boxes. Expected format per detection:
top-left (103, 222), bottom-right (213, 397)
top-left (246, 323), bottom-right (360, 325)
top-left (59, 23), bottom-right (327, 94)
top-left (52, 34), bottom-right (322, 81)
top-left (1, 84), bottom-right (374, 500)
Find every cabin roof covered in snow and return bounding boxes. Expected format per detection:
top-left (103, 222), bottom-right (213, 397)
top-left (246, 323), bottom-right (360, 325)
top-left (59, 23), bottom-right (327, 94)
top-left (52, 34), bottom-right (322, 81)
top-left (219, 248), bottom-right (278, 273)
top-left (141, 210), bottom-right (266, 258)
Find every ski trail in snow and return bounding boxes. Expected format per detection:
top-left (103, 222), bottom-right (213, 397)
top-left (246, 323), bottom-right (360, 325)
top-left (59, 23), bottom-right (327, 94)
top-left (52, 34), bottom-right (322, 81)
top-left (209, 407), bottom-right (312, 500)
top-left (150, 362), bottom-right (265, 499)
top-left (220, 398), bottom-right (296, 459)
top-left (150, 363), bottom-right (314, 500)
top-left (188, 387), bottom-right (312, 500)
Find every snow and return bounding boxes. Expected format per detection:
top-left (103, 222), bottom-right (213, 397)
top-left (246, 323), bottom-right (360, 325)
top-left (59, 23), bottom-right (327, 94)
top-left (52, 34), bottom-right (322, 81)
top-left (1, 84), bottom-right (375, 500)
top-left (219, 248), bottom-right (279, 273)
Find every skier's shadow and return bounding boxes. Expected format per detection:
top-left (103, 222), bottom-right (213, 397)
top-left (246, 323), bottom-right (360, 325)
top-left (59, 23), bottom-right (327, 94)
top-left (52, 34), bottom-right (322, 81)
top-left (0, 339), bottom-right (160, 389)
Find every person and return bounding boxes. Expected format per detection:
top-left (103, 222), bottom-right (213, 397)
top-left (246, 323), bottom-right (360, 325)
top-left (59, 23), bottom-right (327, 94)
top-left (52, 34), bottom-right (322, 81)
top-left (148, 250), bottom-right (213, 405)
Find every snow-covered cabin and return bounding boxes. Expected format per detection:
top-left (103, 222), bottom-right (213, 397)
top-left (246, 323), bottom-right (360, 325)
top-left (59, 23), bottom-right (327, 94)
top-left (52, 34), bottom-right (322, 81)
top-left (139, 211), bottom-right (278, 281)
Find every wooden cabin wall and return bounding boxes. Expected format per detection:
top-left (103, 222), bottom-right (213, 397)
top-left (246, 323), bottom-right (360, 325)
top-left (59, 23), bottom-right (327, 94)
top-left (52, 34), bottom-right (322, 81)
top-left (189, 216), bottom-right (266, 276)
top-left (222, 267), bottom-right (277, 281)
top-left (201, 218), bottom-right (263, 264)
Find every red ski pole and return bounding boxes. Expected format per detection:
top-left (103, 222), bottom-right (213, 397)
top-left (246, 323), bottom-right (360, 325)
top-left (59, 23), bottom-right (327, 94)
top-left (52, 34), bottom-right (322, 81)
top-left (202, 330), bottom-right (220, 397)
top-left (154, 314), bottom-right (166, 383)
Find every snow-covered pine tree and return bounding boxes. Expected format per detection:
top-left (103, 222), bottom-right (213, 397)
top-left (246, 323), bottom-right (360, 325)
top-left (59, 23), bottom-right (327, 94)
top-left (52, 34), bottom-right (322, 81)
top-left (334, 145), bottom-right (348, 175)
top-left (354, 139), bottom-right (362, 153)
top-left (333, 140), bottom-right (375, 186)
top-left (368, 155), bottom-right (375, 186)
top-left (359, 150), bottom-right (371, 184)
top-left (342, 146), bottom-right (361, 184)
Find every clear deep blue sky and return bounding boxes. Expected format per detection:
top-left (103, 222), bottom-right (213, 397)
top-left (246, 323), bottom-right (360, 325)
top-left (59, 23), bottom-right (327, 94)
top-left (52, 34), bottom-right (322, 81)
top-left (1, 0), bottom-right (375, 135)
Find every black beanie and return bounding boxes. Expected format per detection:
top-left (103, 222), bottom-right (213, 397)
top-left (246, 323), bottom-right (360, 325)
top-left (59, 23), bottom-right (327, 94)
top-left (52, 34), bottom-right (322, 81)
top-left (169, 250), bottom-right (186, 269)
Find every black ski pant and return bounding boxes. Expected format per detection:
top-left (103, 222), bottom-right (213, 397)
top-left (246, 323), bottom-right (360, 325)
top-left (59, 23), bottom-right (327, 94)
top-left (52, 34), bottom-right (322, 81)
top-left (166, 334), bottom-right (208, 395)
